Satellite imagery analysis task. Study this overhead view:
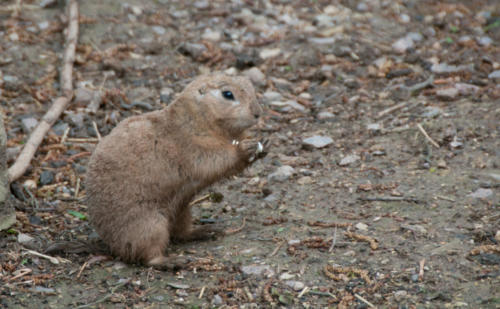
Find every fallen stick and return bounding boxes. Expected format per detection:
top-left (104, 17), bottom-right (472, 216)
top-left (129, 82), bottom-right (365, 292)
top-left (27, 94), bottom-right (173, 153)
top-left (418, 258), bottom-right (425, 281)
top-left (416, 123), bottom-right (440, 149)
top-left (8, 0), bottom-right (79, 182)
top-left (354, 293), bottom-right (375, 308)
top-left (358, 196), bottom-right (422, 203)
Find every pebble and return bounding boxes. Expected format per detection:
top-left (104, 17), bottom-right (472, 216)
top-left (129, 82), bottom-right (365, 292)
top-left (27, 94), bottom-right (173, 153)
top-left (268, 165), bottom-right (295, 182)
top-left (411, 274), bottom-right (420, 282)
top-left (279, 272), bottom-right (295, 280)
top-left (17, 233), bottom-right (35, 246)
top-left (477, 36), bottom-right (492, 47)
top-left (259, 48), bottom-right (281, 60)
top-left (285, 280), bottom-right (305, 291)
top-left (21, 117), bottom-right (39, 133)
top-left (288, 239), bottom-right (300, 246)
top-left (392, 36), bottom-right (415, 53)
top-left (317, 111), bottom-right (335, 120)
top-left (39, 170), bottom-right (54, 186)
top-left (38, 21), bottom-right (50, 31)
top-left (436, 87), bottom-right (459, 100)
top-left (308, 37), bottom-right (336, 45)
top-left (302, 135), bottom-right (333, 149)
top-left (366, 123), bottom-right (382, 132)
top-left (488, 70), bottom-right (500, 79)
top-left (243, 67), bottom-right (266, 86)
top-left (178, 42), bottom-right (207, 59)
top-left (241, 264), bottom-right (275, 278)
top-left (40, 0), bottom-right (57, 8)
top-left (394, 290), bottom-right (407, 301)
top-left (67, 112), bottom-right (85, 128)
top-left (262, 91), bottom-right (282, 102)
top-left (431, 63), bottom-right (473, 74)
top-left (339, 154), bottom-right (360, 166)
top-left (355, 222), bottom-right (368, 231)
top-left (160, 87), bottom-right (174, 103)
top-left (202, 29), bottom-right (221, 41)
top-left (421, 106), bottom-right (442, 118)
top-left (468, 188), bottom-right (493, 199)
top-left (212, 294), bottom-right (223, 306)
top-left (297, 176), bottom-right (313, 185)
top-left (32, 286), bottom-right (55, 294)
top-left (74, 87), bottom-right (94, 103)
top-left (52, 122), bottom-right (69, 136)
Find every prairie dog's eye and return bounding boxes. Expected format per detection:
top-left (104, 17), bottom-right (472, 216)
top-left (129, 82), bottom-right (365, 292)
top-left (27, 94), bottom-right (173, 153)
top-left (222, 90), bottom-right (235, 100)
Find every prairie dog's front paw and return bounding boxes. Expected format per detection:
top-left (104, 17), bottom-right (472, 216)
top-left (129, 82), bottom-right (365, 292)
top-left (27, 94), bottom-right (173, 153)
top-left (237, 139), bottom-right (268, 163)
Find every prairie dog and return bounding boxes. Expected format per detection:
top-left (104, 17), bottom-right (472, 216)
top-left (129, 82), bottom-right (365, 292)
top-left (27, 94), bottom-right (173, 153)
top-left (85, 73), bottom-right (264, 268)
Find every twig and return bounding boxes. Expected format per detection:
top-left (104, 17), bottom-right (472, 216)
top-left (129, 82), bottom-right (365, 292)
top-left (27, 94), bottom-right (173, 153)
top-left (308, 290), bottom-right (336, 298)
top-left (269, 240), bottom-right (284, 257)
top-left (418, 258), bottom-right (425, 281)
top-left (10, 268), bottom-right (32, 281)
top-left (92, 121), bottom-right (101, 141)
top-left (188, 193), bottom-right (211, 206)
top-left (358, 196), bottom-right (422, 203)
top-left (406, 75), bottom-right (434, 94)
top-left (22, 249), bottom-right (69, 265)
top-left (416, 123), bottom-right (440, 149)
top-left (329, 226), bottom-right (337, 252)
top-left (298, 286), bottom-right (309, 298)
top-left (376, 101), bottom-right (410, 119)
top-left (76, 279), bottom-right (131, 309)
top-left (225, 218), bottom-right (246, 235)
top-left (76, 260), bottom-right (88, 279)
top-left (198, 286), bottom-right (206, 299)
top-left (8, 0), bottom-right (79, 182)
top-left (354, 294), bottom-right (375, 308)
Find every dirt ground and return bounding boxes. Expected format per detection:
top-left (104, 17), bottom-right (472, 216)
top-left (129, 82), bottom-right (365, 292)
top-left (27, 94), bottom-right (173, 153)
top-left (1, 0), bottom-right (499, 308)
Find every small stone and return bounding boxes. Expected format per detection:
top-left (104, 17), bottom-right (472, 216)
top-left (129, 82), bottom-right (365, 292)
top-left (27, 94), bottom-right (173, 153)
top-left (297, 176), bottom-right (313, 185)
top-left (243, 67), bottom-right (266, 86)
top-left (454, 83), bottom-right (479, 95)
top-left (38, 21), bottom-right (50, 30)
top-left (401, 224), bottom-right (427, 234)
top-left (212, 294), bottom-right (223, 306)
top-left (9, 32), bottom-right (19, 41)
top-left (366, 123), bottom-right (381, 132)
top-left (431, 63), bottom-right (473, 74)
top-left (178, 42), bottom-right (208, 59)
top-left (392, 36), bottom-right (414, 53)
top-left (285, 281), bottom-right (305, 291)
top-left (112, 262), bottom-right (127, 270)
top-left (259, 48), bottom-right (281, 60)
top-left (39, 170), bottom-right (54, 186)
top-left (437, 159), bottom-right (447, 169)
top-left (450, 137), bottom-right (463, 148)
top-left (355, 222), bottom-right (368, 231)
top-left (75, 87), bottom-right (99, 104)
top-left (167, 282), bottom-right (190, 289)
top-left (495, 231), bottom-right (500, 243)
top-left (411, 274), bottom-right (419, 282)
top-left (284, 100), bottom-right (306, 112)
top-left (32, 286), bottom-right (55, 293)
top-left (21, 117), bottom-right (38, 133)
top-left (280, 272), bottom-right (295, 280)
top-left (488, 70), bottom-right (500, 79)
top-left (152, 26), bottom-right (166, 35)
top-left (421, 106), bottom-right (442, 118)
top-left (468, 188), bottom-right (493, 199)
top-left (308, 37), bottom-right (336, 45)
top-left (436, 87), bottom-right (459, 100)
top-left (160, 87), bottom-right (174, 103)
top-left (201, 29), bottom-right (221, 41)
top-left (268, 165), bottom-right (295, 182)
top-left (262, 91), bottom-right (282, 102)
top-left (339, 154), bottom-right (360, 166)
top-left (288, 239), bottom-right (300, 246)
top-left (303, 135), bottom-right (333, 149)
top-left (241, 264), bottom-right (275, 277)
top-left (130, 5), bottom-right (143, 15)
top-left (6, 146), bottom-right (21, 162)
top-left (394, 290), bottom-right (407, 301)
top-left (477, 36), bottom-right (492, 46)
top-left (52, 122), bottom-right (69, 136)
top-left (17, 233), bottom-right (35, 245)
top-left (317, 111), bottom-right (335, 120)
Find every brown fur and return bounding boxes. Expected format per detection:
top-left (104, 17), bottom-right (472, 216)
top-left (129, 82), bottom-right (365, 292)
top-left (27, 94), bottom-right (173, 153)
top-left (85, 73), bottom-right (263, 268)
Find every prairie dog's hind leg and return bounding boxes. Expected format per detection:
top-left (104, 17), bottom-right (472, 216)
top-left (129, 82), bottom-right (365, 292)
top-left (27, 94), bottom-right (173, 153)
top-left (170, 206), bottom-right (224, 243)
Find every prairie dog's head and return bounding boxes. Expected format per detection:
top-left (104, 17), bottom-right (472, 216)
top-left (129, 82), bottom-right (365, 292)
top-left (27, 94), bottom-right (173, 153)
top-left (182, 73), bottom-right (262, 138)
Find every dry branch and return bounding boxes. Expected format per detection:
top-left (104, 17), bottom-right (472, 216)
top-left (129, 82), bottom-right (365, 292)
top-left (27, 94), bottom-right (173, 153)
top-left (8, 0), bottom-right (79, 182)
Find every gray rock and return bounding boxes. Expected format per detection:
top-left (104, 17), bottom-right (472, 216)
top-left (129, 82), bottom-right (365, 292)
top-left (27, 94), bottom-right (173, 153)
top-left (477, 36), bottom-right (492, 46)
top-left (178, 43), bottom-right (207, 59)
top-left (243, 67), bottom-right (266, 86)
top-left (74, 88), bottom-right (95, 104)
top-left (285, 280), bottom-right (305, 291)
top-left (151, 26), bottom-right (167, 35)
top-left (6, 146), bottom-right (21, 162)
top-left (339, 154), bottom-right (360, 166)
top-left (488, 70), bottom-right (500, 79)
top-left (21, 117), bottom-right (38, 133)
top-left (67, 112), bottom-right (85, 128)
top-left (436, 87), bottom-right (459, 100)
top-left (394, 290), bottom-right (407, 301)
top-left (31, 286), bottom-right (55, 293)
top-left (201, 29), bottom-right (221, 41)
top-left (366, 123), bottom-right (382, 132)
top-left (212, 294), bottom-right (223, 306)
top-left (259, 48), bottom-right (281, 60)
top-left (38, 21), bottom-right (50, 30)
top-left (303, 135), bottom-right (333, 149)
top-left (421, 106), bottom-right (442, 118)
top-left (52, 122), bottom-right (69, 136)
top-left (317, 111), bottom-right (335, 120)
top-left (262, 91), bottom-right (282, 102)
top-left (17, 233), bottom-right (35, 245)
top-left (468, 188), bottom-right (493, 199)
top-left (308, 37), bottom-right (336, 45)
top-left (392, 36), bottom-right (414, 53)
top-left (268, 165), bottom-right (295, 182)
top-left (39, 171), bottom-right (54, 186)
top-left (40, 0), bottom-right (57, 8)
top-left (160, 87), bottom-right (174, 103)
top-left (241, 264), bottom-right (275, 277)
top-left (431, 63), bottom-right (473, 74)
top-left (454, 83), bottom-right (479, 95)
